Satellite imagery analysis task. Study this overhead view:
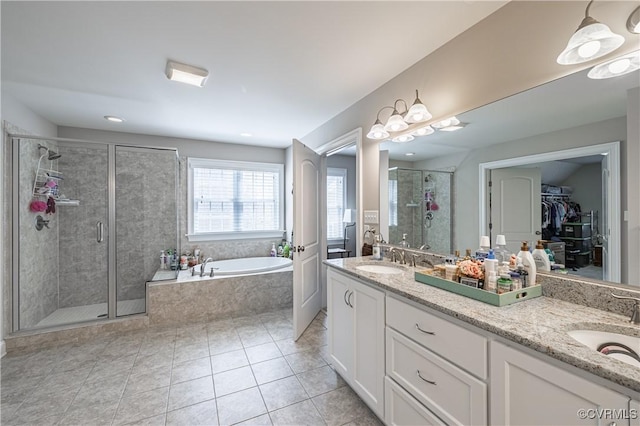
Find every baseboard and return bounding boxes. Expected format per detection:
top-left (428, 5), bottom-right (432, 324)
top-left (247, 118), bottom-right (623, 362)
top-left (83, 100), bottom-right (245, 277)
top-left (1, 339), bottom-right (6, 358)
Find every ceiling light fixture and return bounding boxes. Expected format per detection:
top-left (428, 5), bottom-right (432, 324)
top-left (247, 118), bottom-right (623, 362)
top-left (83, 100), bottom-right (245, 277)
top-left (367, 90), bottom-right (432, 140)
top-left (165, 60), bottom-right (209, 87)
top-left (557, 0), bottom-right (625, 65)
top-left (405, 152), bottom-right (415, 156)
top-left (628, 5), bottom-right (640, 34)
top-left (587, 50), bottom-right (640, 79)
top-left (104, 115), bottom-right (124, 123)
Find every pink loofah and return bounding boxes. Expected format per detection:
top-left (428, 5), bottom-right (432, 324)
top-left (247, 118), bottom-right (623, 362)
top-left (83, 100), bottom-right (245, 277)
top-left (29, 200), bottom-right (47, 212)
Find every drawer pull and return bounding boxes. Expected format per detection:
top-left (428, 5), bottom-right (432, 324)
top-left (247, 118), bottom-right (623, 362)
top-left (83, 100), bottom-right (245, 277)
top-left (347, 291), bottom-right (354, 308)
top-left (416, 369), bottom-right (436, 385)
top-left (415, 323), bottom-right (435, 335)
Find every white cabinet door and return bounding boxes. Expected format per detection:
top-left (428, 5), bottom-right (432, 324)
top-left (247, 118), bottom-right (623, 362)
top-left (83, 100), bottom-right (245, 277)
top-left (352, 278), bottom-right (385, 417)
top-left (491, 341), bottom-right (630, 426)
top-left (385, 376), bottom-right (446, 426)
top-left (327, 268), bottom-right (353, 379)
top-left (327, 268), bottom-right (385, 419)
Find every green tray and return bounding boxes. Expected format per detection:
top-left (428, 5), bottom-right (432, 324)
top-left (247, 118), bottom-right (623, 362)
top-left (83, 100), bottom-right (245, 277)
top-left (414, 270), bottom-right (542, 307)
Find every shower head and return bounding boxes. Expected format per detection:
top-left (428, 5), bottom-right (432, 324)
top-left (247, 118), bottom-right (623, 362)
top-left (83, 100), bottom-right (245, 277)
top-left (38, 144), bottom-right (62, 160)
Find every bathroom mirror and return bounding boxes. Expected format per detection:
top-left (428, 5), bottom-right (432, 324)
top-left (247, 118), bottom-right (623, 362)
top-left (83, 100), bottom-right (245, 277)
top-left (380, 67), bottom-right (639, 285)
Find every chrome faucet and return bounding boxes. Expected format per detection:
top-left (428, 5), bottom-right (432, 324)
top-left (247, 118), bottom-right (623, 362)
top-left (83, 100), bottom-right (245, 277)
top-left (611, 293), bottom-right (640, 325)
top-left (200, 257), bottom-right (214, 277)
top-left (391, 248), bottom-right (406, 265)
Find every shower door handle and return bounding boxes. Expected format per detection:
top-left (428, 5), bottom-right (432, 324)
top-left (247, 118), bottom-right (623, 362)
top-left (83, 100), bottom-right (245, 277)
top-left (96, 221), bottom-right (104, 243)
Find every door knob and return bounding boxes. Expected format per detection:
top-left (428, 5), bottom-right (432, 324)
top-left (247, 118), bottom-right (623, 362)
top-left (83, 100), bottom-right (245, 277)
top-left (298, 245), bottom-right (305, 252)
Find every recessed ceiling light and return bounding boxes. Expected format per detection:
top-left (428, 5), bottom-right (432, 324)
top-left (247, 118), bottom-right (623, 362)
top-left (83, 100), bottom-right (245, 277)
top-left (166, 60), bottom-right (208, 87)
top-left (240, 132), bottom-right (252, 137)
top-left (405, 152), bottom-right (415, 156)
top-left (104, 115), bottom-right (124, 123)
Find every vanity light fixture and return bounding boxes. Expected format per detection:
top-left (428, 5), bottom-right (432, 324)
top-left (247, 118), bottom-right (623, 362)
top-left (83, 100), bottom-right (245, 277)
top-left (588, 50), bottom-right (640, 79)
top-left (165, 60), bottom-right (209, 87)
top-left (391, 134), bottom-right (414, 143)
top-left (366, 90), bottom-right (432, 140)
top-left (104, 115), bottom-right (124, 123)
top-left (557, 0), bottom-right (625, 65)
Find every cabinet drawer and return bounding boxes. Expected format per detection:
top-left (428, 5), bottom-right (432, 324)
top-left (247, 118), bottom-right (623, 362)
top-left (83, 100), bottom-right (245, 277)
top-left (385, 376), bottom-right (446, 426)
top-left (386, 328), bottom-right (487, 426)
top-left (386, 296), bottom-right (487, 379)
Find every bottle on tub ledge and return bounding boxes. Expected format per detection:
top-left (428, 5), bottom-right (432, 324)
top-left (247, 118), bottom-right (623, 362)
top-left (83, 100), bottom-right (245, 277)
top-left (270, 243), bottom-right (277, 257)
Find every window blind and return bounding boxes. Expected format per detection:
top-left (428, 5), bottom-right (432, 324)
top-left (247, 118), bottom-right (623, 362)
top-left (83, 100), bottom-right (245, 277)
top-left (327, 168), bottom-right (346, 240)
top-left (192, 164), bottom-right (280, 234)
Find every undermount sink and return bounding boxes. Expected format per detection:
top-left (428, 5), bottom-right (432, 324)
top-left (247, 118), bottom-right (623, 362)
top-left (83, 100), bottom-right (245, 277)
top-left (356, 264), bottom-right (404, 275)
top-left (567, 329), bottom-right (640, 368)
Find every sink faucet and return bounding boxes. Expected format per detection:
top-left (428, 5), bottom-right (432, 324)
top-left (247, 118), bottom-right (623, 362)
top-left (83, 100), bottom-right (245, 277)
top-left (611, 293), bottom-right (640, 324)
top-left (391, 248), bottom-right (406, 265)
top-left (200, 258), bottom-right (214, 277)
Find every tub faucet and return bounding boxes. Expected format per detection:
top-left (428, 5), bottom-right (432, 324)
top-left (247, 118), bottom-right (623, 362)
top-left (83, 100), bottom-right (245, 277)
top-left (200, 258), bottom-right (214, 277)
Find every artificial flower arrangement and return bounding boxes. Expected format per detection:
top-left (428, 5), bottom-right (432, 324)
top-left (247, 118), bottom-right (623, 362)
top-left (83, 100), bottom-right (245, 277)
top-left (456, 258), bottom-right (485, 288)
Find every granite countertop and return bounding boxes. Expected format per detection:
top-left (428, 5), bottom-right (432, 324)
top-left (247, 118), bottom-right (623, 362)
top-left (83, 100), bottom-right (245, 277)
top-left (325, 256), bottom-right (640, 394)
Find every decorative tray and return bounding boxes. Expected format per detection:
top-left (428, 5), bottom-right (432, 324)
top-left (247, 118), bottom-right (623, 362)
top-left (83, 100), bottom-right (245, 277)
top-left (414, 269), bottom-right (541, 307)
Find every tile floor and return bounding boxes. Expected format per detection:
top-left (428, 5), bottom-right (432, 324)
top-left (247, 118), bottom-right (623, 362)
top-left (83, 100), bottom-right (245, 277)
top-left (1, 309), bottom-right (382, 426)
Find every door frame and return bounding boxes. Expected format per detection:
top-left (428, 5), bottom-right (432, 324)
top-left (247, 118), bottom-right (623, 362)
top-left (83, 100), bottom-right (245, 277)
top-left (314, 128), bottom-right (362, 308)
top-left (478, 141), bottom-right (621, 282)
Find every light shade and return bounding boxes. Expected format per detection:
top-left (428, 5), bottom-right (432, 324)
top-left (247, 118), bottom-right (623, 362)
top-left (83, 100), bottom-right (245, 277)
top-left (557, 18), bottom-right (624, 65)
top-left (413, 125), bottom-right (435, 136)
top-left (166, 60), bottom-right (209, 87)
top-left (588, 50), bottom-right (640, 79)
top-left (404, 90), bottom-right (432, 123)
top-left (384, 111), bottom-right (409, 132)
top-left (432, 116), bottom-right (460, 129)
top-left (391, 134), bottom-right (414, 143)
top-left (366, 120), bottom-right (389, 140)
top-left (342, 209), bottom-right (356, 223)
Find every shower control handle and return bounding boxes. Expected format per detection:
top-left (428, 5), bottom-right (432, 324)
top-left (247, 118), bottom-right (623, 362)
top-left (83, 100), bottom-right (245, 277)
top-left (96, 221), bottom-right (104, 243)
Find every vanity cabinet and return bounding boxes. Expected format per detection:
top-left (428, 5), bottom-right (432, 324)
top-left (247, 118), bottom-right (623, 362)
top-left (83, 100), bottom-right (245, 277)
top-left (327, 269), bottom-right (385, 418)
top-left (385, 296), bottom-right (488, 425)
top-left (490, 341), bottom-right (631, 426)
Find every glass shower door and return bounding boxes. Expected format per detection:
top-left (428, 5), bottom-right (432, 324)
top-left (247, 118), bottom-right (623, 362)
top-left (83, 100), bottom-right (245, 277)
top-left (114, 146), bottom-right (178, 317)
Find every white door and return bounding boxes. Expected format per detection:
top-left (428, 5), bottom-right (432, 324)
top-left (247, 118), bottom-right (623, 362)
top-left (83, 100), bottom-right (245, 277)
top-left (293, 139), bottom-right (322, 340)
top-left (490, 168), bottom-right (542, 253)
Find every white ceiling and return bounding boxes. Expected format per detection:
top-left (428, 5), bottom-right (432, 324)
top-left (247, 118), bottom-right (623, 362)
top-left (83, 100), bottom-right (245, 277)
top-left (1, 1), bottom-right (507, 148)
top-left (380, 66), bottom-right (639, 161)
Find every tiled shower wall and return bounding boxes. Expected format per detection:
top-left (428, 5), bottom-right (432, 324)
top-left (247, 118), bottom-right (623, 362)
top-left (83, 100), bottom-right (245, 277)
top-left (19, 138), bottom-right (60, 328)
top-left (58, 144), bottom-right (109, 308)
top-left (389, 169), bottom-right (453, 256)
top-left (115, 148), bottom-right (178, 301)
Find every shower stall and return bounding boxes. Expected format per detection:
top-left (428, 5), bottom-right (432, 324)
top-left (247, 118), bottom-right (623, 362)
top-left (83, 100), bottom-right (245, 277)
top-left (10, 135), bottom-right (179, 331)
top-left (388, 168), bottom-right (453, 255)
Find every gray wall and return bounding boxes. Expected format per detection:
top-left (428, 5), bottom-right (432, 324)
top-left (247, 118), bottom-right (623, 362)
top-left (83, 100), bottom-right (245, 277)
top-left (561, 163), bottom-right (602, 228)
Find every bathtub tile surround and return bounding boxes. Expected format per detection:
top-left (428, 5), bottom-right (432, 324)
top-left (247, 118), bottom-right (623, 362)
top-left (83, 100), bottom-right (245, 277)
top-left (148, 269), bottom-right (293, 326)
top-left (1, 310), bottom-right (379, 426)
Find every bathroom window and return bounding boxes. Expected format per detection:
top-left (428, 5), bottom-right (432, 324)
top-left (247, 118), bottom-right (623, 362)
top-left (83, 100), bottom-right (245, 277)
top-left (187, 158), bottom-right (284, 241)
top-left (389, 179), bottom-right (398, 227)
top-left (327, 167), bottom-right (347, 240)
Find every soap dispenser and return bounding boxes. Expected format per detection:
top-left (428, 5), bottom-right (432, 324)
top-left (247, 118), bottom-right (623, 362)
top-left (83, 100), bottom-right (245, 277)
top-left (400, 233), bottom-right (409, 248)
top-left (372, 234), bottom-right (383, 260)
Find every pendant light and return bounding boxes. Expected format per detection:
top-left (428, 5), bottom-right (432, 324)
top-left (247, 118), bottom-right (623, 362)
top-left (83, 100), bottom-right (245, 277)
top-left (628, 5), bottom-right (640, 34)
top-left (557, 0), bottom-right (624, 65)
top-left (588, 50), bottom-right (640, 79)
